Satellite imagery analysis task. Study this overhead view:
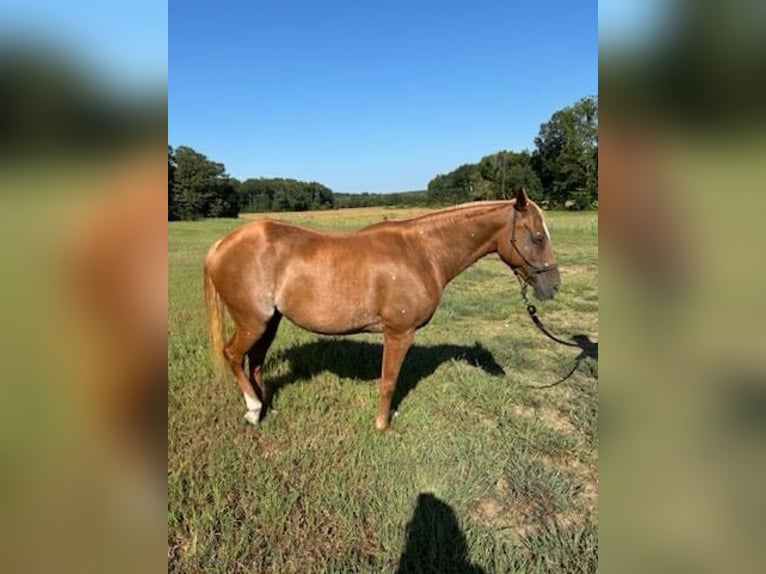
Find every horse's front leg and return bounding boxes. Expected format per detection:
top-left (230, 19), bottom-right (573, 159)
top-left (376, 329), bottom-right (414, 431)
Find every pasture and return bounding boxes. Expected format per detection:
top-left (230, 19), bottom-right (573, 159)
top-left (168, 206), bottom-right (598, 573)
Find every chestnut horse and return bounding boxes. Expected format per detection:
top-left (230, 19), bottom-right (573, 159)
top-left (204, 187), bottom-right (561, 430)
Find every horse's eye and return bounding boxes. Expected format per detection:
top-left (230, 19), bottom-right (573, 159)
top-left (531, 231), bottom-right (545, 246)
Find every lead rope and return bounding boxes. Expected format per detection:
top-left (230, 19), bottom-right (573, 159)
top-left (514, 274), bottom-right (598, 388)
top-left (517, 278), bottom-right (581, 348)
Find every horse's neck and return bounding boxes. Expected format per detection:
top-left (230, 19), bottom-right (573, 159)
top-left (416, 208), bottom-right (506, 287)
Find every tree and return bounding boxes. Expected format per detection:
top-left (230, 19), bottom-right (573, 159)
top-left (533, 96), bottom-right (598, 209)
top-left (240, 178), bottom-right (273, 212)
top-left (426, 151), bottom-right (542, 205)
top-left (476, 150), bottom-right (543, 201)
top-left (427, 163), bottom-right (479, 205)
top-left (272, 186), bottom-right (292, 212)
top-left (168, 145), bottom-right (179, 220)
top-left (208, 177), bottom-right (241, 217)
top-left (173, 145), bottom-right (240, 219)
top-left (307, 182), bottom-right (334, 210)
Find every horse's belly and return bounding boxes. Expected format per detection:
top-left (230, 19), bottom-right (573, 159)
top-left (276, 287), bottom-right (383, 335)
top-left (285, 304), bottom-right (383, 335)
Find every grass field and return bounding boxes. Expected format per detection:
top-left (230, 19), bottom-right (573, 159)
top-left (168, 207), bottom-right (598, 573)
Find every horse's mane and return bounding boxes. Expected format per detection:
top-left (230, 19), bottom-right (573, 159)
top-left (249, 200), bottom-right (518, 238)
top-left (358, 200), bottom-right (515, 233)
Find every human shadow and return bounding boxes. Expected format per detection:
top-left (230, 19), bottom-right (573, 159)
top-left (263, 339), bottom-right (504, 416)
top-left (395, 493), bottom-right (486, 574)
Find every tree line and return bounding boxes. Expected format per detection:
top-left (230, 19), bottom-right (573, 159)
top-left (240, 177), bottom-right (333, 213)
top-left (168, 95), bottom-right (597, 220)
top-left (334, 190), bottom-right (429, 209)
top-left (427, 96), bottom-right (597, 209)
top-left (168, 146), bottom-right (334, 220)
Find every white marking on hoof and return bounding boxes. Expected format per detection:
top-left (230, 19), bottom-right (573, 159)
top-left (243, 393), bottom-right (262, 425)
top-left (244, 410), bottom-right (260, 425)
top-left (244, 393), bottom-right (262, 412)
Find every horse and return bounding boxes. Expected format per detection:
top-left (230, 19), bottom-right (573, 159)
top-left (204, 186), bottom-right (561, 430)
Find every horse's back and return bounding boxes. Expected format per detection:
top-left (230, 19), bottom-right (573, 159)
top-left (208, 219), bottom-right (317, 266)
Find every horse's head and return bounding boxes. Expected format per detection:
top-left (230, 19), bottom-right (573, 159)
top-left (498, 187), bottom-right (561, 300)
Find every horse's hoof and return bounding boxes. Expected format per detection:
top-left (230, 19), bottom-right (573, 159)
top-left (243, 410), bottom-right (260, 425)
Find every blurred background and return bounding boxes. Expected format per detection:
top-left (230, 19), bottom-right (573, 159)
top-left (0, 1), bottom-right (166, 573)
top-left (600, 0), bottom-right (766, 572)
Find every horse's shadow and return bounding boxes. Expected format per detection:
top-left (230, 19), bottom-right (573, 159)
top-left (263, 339), bottom-right (505, 414)
top-left (571, 334), bottom-right (598, 360)
top-left (567, 334), bottom-right (598, 380)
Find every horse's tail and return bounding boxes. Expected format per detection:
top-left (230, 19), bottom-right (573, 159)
top-left (204, 240), bottom-right (226, 381)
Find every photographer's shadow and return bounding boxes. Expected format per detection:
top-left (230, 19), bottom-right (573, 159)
top-left (396, 493), bottom-right (486, 574)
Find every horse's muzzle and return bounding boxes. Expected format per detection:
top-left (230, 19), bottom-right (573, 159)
top-left (533, 272), bottom-right (561, 300)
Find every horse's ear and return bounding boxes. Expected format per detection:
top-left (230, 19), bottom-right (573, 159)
top-left (514, 186), bottom-right (528, 211)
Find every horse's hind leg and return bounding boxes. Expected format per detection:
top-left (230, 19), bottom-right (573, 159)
top-left (246, 311), bottom-right (282, 415)
top-left (224, 324), bottom-right (266, 425)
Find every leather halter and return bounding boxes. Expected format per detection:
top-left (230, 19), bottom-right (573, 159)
top-left (509, 206), bottom-right (559, 275)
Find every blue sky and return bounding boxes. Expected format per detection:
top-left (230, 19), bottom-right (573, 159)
top-left (170, 1), bottom-right (596, 193)
top-left (2, 0), bottom-right (167, 91)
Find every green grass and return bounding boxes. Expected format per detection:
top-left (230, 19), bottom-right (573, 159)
top-left (169, 208), bottom-right (598, 573)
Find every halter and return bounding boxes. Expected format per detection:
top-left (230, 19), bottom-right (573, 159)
top-left (509, 206), bottom-right (559, 276)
